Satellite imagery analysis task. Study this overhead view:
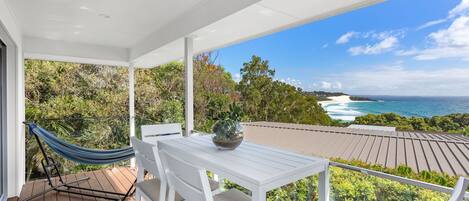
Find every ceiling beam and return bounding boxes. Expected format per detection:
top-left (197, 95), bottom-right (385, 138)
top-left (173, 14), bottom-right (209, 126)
top-left (23, 37), bottom-right (129, 66)
top-left (129, 0), bottom-right (261, 62)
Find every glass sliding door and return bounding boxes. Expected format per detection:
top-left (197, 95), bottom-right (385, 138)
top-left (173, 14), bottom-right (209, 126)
top-left (0, 39), bottom-right (5, 200)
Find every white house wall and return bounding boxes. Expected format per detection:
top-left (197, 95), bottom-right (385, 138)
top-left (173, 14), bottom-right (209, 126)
top-left (0, 0), bottom-right (25, 197)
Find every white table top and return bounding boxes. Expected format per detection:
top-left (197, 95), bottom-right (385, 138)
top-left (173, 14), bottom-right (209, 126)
top-left (157, 135), bottom-right (329, 188)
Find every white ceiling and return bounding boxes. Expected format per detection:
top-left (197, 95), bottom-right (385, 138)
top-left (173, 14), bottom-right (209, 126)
top-left (7, 0), bottom-right (206, 47)
top-left (6, 0), bottom-right (382, 67)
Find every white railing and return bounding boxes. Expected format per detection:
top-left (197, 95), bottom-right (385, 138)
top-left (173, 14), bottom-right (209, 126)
top-left (330, 162), bottom-right (469, 199)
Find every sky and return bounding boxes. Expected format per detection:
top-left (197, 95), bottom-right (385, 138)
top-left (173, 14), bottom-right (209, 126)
top-left (216, 0), bottom-right (469, 96)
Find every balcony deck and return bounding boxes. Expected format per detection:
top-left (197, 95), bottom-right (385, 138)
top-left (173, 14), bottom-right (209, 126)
top-left (12, 167), bottom-right (136, 201)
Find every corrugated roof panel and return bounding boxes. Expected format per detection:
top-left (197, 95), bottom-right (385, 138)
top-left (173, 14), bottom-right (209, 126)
top-left (350, 136), bottom-right (369, 160)
top-left (358, 136), bottom-right (375, 162)
top-left (436, 134), bottom-right (450, 141)
top-left (420, 140), bottom-right (441, 172)
top-left (447, 143), bottom-right (469, 175)
top-left (429, 141), bottom-right (453, 175)
top-left (412, 132), bottom-right (424, 139)
top-left (402, 132), bottom-right (409, 137)
top-left (316, 132), bottom-right (338, 157)
top-left (438, 142), bottom-right (466, 176)
top-left (408, 132), bottom-right (418, 138)
top-left (430, 133), bottom-right (445, 140)
top-left (452, 135), bottom-right (469, 142)
top-left (386, 137), bottom-right (397, 168)
top-left (405, 138), bottom-right (418, 171)
top-left (341, 134), bottom-right (362, 160)
top-left (376, 137), bottom-right (389, 166)
top-left (367, 136), bottom-right (382, 164)
top-left (412, 140), bottom-right (429, 172)
top-left (331, 134), bottom-right (355, 157)
top-left (455, 144), bottom-right (469, 165)
top-left (396, 138), bottom-right (406, 167)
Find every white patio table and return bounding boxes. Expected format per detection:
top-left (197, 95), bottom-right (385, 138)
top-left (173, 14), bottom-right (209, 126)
top-left (157, 135), bottom-right (330, 201)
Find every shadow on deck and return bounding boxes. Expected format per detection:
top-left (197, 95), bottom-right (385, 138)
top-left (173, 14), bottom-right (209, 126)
top-left (11, 167), bottom-right (136, 201)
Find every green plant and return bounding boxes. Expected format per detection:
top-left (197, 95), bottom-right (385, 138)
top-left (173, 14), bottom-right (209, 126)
top-left (212, 103), bottom-right (244, 140)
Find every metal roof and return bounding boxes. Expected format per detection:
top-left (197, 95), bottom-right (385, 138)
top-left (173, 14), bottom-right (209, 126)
top-left (348, 124), bottom-right (396, 132)
top-left (243, 122), bottom-right (469, 176)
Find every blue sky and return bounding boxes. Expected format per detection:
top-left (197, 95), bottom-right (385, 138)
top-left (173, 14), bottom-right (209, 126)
top-left (216, 0), bottom-right (469, 96)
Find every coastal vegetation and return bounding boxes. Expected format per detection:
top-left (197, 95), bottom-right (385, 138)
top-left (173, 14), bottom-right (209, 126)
top-left (227, 158), bottom-right (453, 201)
top-left (25, 56), bottom-right (460, 200)
top-left (354, 113), bottom-right (469, 136)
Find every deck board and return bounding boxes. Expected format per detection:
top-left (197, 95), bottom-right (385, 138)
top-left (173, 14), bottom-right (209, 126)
top-left (43, 177), bottom-right (58, 201)
top-left (18, 167), bottom-right (136, 201)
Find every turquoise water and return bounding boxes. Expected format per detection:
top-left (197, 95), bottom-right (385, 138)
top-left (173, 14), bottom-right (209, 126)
top-left (324, 96), bottom-right (469, 121)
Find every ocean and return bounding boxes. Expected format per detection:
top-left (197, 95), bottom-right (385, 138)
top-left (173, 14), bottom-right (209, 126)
top-left (323, 96), bottom-right (469, 121)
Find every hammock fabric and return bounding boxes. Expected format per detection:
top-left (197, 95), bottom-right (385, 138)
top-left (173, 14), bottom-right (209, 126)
top-left (27, 123), bottom-right (135, 165)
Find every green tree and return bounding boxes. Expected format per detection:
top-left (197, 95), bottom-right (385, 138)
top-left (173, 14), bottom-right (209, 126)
top-left (354, 113), bottom-right (469, 136)
top-left (238, 55), bottom-right (331, 125)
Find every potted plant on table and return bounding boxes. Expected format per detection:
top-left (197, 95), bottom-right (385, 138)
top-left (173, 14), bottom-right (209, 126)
top-left (212, 103), bottom-right (244, 150)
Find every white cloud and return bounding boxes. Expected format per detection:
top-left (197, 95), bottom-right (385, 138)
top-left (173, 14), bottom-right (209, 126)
top-left (429, 16), bottom-right (469, 46)
top-left (449, 0), bottom-right (469, 17)
top-left (417, 0), bottom-right (469, 30)
top-left (398, 0), bottom-right (469, 60)
top-left (320, 81), bottom-right (332, 89)
top-left (336, 32), bottom-right (357, 44)
top-left (314, 64), bottom-right (469, 96)
top-left (312, 81), bottom-right (343, 90)
top-left (348, 36), bottom-right (399, 55)
top-left (396, 0), bottom-right (469, 61)
top-left (322, 43), bottom-right (329, 48)
top-left (417, 19), bottom-right (447, 30)
top-left (395, 48), bottom-right (419, 56)
top-left (336, 30), bottom-right (405, 55)
top-left (279, 77), bottom-right (303, 88)
top-left (233, 73), bottom-right (241, 82)
top-left (415, 16), bottom-right (469, 60)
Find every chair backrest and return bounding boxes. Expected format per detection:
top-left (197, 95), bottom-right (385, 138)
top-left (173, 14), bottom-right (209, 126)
top-left (141, 124), bottom-right (183, 145)
top-left (449, 177), bottom-right (469, 201)
top-left (130, 137), bottom-right (165, 180)
top-left (159, 150), bottom-right (213, 201)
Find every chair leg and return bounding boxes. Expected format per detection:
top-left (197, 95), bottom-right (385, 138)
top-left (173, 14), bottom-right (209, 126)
top-left (159, 181), bottom-right (167, 201)
top-left (135, 188), bottom-right (142, 201)
top-left (167, 188), bottom-right (175, 201)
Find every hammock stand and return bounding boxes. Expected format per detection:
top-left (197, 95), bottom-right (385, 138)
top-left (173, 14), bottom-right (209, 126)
top-left (22, 122), bottom-right (136, 201)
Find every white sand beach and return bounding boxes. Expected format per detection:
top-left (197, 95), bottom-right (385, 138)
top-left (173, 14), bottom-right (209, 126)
top-left (319, 95), bottom-right (364, 121)
top-left (318, 95), bottom-right (353, 106)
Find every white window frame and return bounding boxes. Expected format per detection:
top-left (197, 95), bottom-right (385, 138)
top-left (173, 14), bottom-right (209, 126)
top-left (0, 39), bottom-right (6, 201)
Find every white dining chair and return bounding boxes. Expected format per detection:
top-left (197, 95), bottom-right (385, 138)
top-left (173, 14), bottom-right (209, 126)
top-left (449, 176), bottom-right (469, 201)
top-left (159, 150), bottom-right (251, 201)
top-left (141, 123), bottom-right (184, 145)
top-left (131, 137), bottom-right (183, 201)
top-left (141, 123), bottom-right (220, 191)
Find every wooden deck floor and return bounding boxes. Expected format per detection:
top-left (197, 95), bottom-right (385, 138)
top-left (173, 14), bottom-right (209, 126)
top-left (12, 167), bottom-right (136, 201)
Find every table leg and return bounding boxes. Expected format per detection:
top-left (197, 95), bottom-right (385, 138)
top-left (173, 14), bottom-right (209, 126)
top-left (218, 176), bottom-right (225, 191)
top-left (252, 188), bottom-right (266, 201)
top-left (212, 174), bottom-right (225, 194)
top-left (318, 166), bottom-right (330, 201)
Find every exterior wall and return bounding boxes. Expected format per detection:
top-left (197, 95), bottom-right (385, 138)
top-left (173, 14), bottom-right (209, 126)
top-left (0, 0), bottom-right (25, 197)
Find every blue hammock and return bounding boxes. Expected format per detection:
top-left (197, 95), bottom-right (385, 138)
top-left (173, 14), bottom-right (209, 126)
top-left (27, 123), bottom-right (135, 165)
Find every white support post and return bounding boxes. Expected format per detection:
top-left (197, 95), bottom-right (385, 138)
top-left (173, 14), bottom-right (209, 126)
top-left (318, 164), bottom-right (330, 201)
top-left (129, 63), bottom-right (136, 168)
top-left (184, 37), bottom-right (194, 136)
